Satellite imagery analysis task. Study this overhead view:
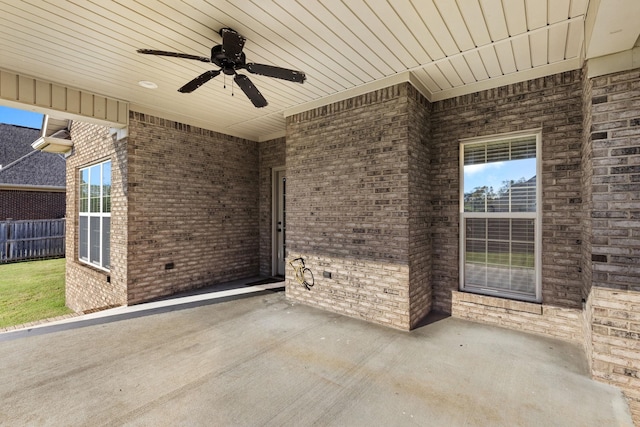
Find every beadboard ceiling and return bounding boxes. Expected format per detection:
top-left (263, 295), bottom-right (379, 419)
top-left (0, 0), bottom-right (639, 141)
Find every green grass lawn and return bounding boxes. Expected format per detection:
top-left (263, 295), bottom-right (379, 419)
top-left (466, 252), bottom-right (535, 268)
top-left (0, 258), bottom-right (70, 328)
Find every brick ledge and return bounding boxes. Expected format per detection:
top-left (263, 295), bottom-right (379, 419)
top-left (452, 290), bottom-right (543, 315)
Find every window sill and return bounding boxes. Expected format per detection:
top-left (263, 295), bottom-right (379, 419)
top-left (76, 259), bottom-right (111, 276)
top-left (453, 290), bottom-right (542, 315)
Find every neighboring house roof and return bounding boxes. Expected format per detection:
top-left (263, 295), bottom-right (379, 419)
top-left (0, 123), bottom-right (66, 189)
top-left (0, 123), bottom-right (38, 165)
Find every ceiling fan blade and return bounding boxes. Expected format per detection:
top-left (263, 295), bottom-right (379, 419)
top-left (178, 70), bottom-right (221, 93)
top-left (137, 49), bottom-right (211, 64)
top-left (234, 74), bottom-right (268, 108)
top-left (245, 63), bottom-right (306, 83)
top-left (220, 28), bottom-right (246, 61)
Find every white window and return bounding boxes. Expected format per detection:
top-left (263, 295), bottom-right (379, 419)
top-left (460, 132), bottom-right (541, 302)
top-left (79, 160), bottom-right (111, 271)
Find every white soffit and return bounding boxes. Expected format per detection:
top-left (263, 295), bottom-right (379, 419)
top-left (41, 115), bottom-right (69, 139)
top-left (31, 136), bottom-right (73, 154)
top-left (31, 114), bottom-right (73, 154)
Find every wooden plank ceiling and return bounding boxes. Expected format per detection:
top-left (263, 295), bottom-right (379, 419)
top-left (0, 0), bottom-right (608, 141)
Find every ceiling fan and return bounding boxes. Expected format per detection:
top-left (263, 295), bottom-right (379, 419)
top-left (137, 28), bottom-right (306, 108)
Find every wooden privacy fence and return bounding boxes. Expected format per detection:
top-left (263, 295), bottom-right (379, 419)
top-left (0, 219), bottom-right (65, 263)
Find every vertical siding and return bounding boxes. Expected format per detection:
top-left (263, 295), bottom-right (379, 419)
top-left (0, 70), bottom-right (128, 126)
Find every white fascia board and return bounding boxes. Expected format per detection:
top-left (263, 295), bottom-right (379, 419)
top-left (587, 45), bottom-right (640, 78)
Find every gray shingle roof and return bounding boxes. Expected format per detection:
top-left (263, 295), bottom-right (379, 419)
top-left (0, 123), bottom-right (66, 187)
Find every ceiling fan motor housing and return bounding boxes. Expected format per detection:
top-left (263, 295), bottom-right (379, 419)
top-left (211, 44), bottom-right (246, 74)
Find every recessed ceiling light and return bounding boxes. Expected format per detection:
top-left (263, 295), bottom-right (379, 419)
top-left (138, 80), bottom-right (158, 89)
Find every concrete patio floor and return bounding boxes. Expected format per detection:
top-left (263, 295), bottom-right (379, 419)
top-left (0, 289), bottom-right (633, 426)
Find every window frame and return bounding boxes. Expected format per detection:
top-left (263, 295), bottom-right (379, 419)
top-left (78, 159), bottom-right (111, 272)
top-left (459, 130), bottom-right (542, 303)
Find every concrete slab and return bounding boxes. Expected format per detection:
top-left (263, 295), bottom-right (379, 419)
top-left (0, 277), bottom-right (285, 339)
top-left (0, 291), bottom-right (633, 426)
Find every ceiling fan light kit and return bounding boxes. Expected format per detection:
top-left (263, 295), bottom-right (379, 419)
top-left (137, 28), bottom-right (306, 108)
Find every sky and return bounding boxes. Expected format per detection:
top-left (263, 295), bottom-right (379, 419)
top-left (0, 106), bottom-right (44, 129)
top-left (464, 158), bottom-right (536, 194)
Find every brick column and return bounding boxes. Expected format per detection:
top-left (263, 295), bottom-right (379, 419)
top-left (585, 67), bottom-right (640, 422)
top-left (285, 83), bottom-right (431, 330)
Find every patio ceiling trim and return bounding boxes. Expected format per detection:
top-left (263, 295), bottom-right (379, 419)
top-left (0, 69), bottom-right (128, 128)
top-left (587, 38), bottom-right (640, 78)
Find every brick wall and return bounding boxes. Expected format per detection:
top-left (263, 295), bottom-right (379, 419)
top-left (285, 84), bottom-right (415, 330)
top-left (258, 137), bottom-right (285, 276)
top-left (0, 190), bottom-right (65, 220)
top-left (65, 122), bottom-right (128, 312)
top-left (451, 291), bottom-right (582, 341)
top-left (407, 85), bottom-right (432, 327)
top-left (430, 71), bottom-right (585, 342)
top-left (581, 63), bottom-right (595, 366)
top-left (125, 112), bottom-right (259, 304)
top-left (585, 68), bottom-right (640, 422)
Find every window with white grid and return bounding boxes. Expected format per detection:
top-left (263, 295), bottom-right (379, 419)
top-left (460, 133), bottom-right (541, 302)
top-left (79, 160), bottom-right (111, 271)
